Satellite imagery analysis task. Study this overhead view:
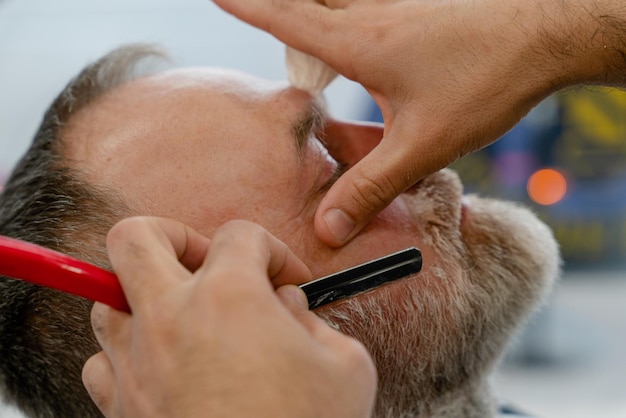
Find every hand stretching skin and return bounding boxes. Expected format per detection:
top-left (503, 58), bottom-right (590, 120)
top-left (82, 217), bottom-right (377, 418)
top-left (212, 0), bottom-right (626, 246)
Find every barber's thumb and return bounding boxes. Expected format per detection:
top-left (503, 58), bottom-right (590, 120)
top-left (276, 285), bottom-right (309, 313)
top-left (315, 159), bottom-right (406, 247)
top-left (276, 285), bottom-right (339, 339)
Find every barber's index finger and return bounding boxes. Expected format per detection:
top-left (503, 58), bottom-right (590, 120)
top-left (197, 220), bottom-right (312, 290)
top-left (212, 0), bottom-right (343, 65)
top-left (106, 217), bottom-right (211, 311)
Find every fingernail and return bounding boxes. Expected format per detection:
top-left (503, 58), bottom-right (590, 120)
top-left (291, 287), bottom-right (309, 309)
top-left (323, 208), bottom-right (355, 242)
top-left (278, 285), bottom-right (308, 310)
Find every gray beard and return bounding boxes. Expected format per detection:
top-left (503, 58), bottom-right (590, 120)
top-left (316, 254), bottom-right (497, 418)
top-left (315, 174), bottom-right (560, 418)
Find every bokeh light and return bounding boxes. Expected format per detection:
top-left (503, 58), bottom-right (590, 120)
top-left (527, 168), bottom-right (567, 205)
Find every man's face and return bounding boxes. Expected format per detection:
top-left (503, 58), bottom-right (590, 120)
top-left (65, 68), bottom-right (441, 278)
top-left (65, 68), bottom-right (558, 412)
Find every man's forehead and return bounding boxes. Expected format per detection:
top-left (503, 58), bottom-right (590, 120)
top-left (64, 64), bottom-right (312, 165)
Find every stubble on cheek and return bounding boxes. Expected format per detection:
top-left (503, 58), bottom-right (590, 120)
top-left (313, 192), bottom-right (559, 416)
top-left (313, 239), bottom-right (477, 410)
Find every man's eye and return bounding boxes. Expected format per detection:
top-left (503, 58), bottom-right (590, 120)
top-left (321, 161), bottom-right (348, 192)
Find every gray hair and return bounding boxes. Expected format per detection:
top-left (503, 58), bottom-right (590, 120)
top-left (0, 44), bottom-right (168, 418)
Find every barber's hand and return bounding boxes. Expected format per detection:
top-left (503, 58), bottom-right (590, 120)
top-left (212, 0), bottom-right (622, 246)
top-left (82, 217), bottom-right (377, 418)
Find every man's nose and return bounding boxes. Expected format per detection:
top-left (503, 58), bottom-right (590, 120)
top-left (323, 120), bottom-right (384, 167)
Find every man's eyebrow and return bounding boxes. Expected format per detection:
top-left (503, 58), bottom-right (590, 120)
top-left (291, 99), bottom-right (327, 158)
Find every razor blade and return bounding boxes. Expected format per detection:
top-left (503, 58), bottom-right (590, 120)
top-left (299, 247), bottom-right (422, 309)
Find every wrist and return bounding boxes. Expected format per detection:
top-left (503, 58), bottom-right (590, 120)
top-left (525, 0), bottom-right (626, 90)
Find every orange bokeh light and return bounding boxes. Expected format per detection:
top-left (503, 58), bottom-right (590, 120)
top-left (527, 168), bottom-right (567, 205)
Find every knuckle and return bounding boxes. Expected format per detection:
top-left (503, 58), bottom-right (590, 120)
top-left (349, 171), bottom-right (400, 215)
top-left (81, 359), bottom-right (99, 395)
top-left (217, 219), bottom-right (263, 238)
top-left (106, 216), bottom-right (152, 248)
top-left (82, 354), bottom-right (110, 407)
top-left (344, 340), bottom-right (377, 380)
top-left (90, 304), bottom-right (109, 337)
top-left (345, 339), bottom-right (372, 365)
top-left (214, 221), bottom-right (268, 257)
top-left (108, 216), bottom-right (147, 236)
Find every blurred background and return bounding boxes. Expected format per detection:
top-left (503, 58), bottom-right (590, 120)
top-left (0, 0), bottom-right (624, 417)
